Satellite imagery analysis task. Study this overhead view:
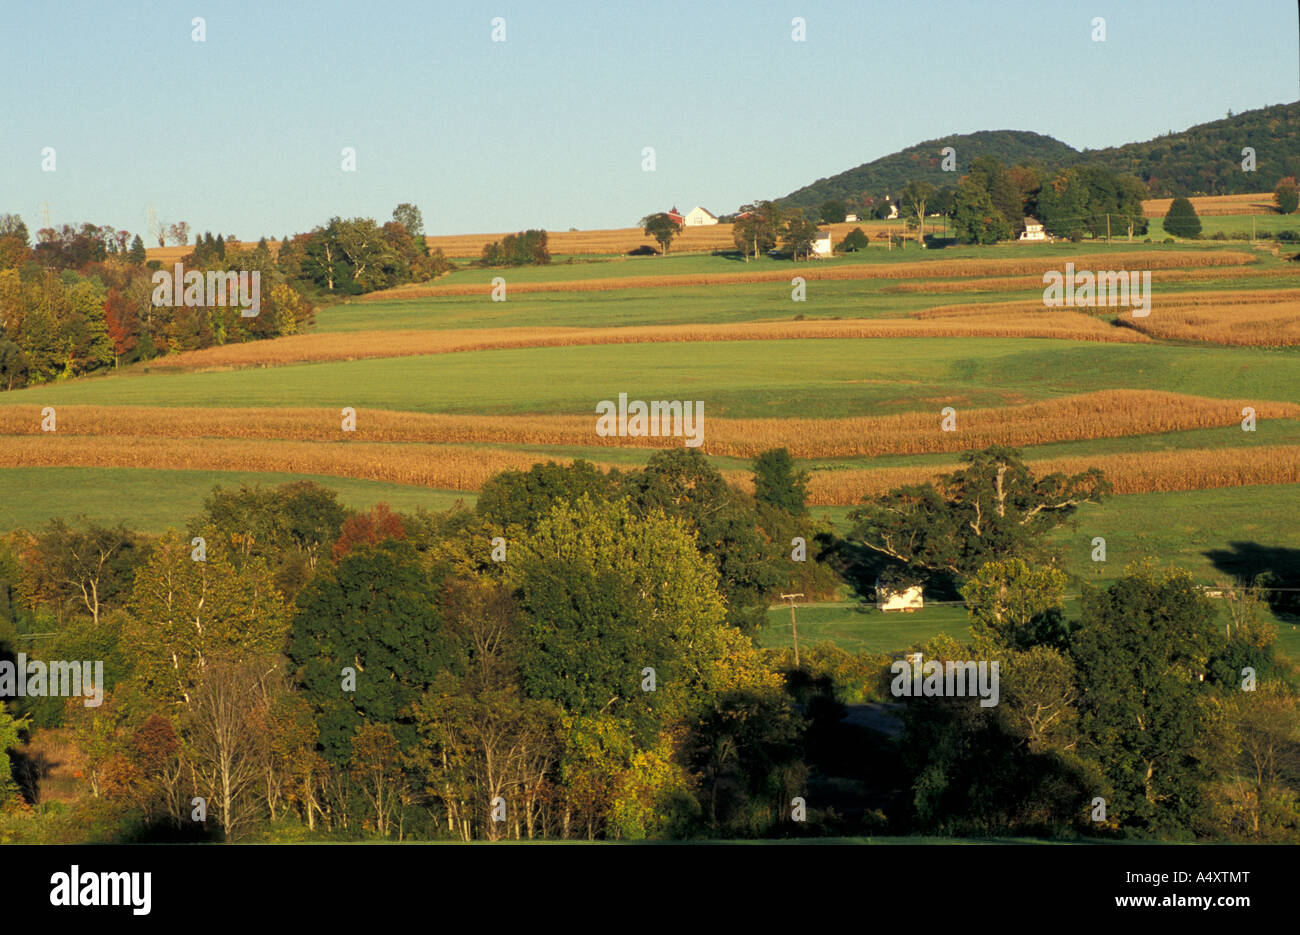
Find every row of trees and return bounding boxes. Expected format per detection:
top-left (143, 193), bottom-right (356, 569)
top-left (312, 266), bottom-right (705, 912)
top-left (0, 202), bottom-right (463, 389)
top-left (0, 234), bottom-right (315, 388)
top-left (477, 229), bottom-right (550, 268)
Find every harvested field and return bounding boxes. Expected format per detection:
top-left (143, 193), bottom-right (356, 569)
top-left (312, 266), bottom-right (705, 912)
top-left (1142, 193), bottom-right (1278, 217)
top-left (359, 250), bottom-right (1256, 300)
top-left (5, 391), bottom-right (1293, 459)
top-left (130, 315), bottom-right (1148, 373)
top-left (420, 225), bottom-right (737, 257)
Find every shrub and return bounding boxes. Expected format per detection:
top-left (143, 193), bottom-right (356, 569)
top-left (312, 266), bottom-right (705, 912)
top-left (835, 227), bottom-right (870, 253)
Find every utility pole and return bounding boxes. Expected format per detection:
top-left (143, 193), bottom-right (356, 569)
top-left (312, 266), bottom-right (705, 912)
top-left (780, 593), bottom-right (804, 667)
top-left (1106, 213), bottom-right (1111, 243)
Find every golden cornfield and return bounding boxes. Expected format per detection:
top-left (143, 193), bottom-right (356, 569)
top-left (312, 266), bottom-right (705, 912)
top-left (2, 434), bottom-right (1290, 507)
top-left (1125, 299), bottom-right (1300, 346)
top-left (3, 390), bottom-right (1293, 460)
top-left (791, 445), bottom-right (1300, 505)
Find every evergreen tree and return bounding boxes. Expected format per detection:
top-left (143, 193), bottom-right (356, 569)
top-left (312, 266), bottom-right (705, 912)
top-left (1163, 197), bottom-right (1202, 238)
top-left (752, 448), bottom-right (809, 515)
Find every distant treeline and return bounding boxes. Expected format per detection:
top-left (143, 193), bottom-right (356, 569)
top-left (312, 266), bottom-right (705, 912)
top-left (0, 203), bottom-right (456, 391)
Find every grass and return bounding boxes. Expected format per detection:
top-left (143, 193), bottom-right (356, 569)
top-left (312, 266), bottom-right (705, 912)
top-left (0, 467), bottom-right (474, 533)
top-left (759, 602), bottom-right (972, 652)
top-left (1147, 213), bottom-right (1300, 239)
top-left (6, 338), bottom-right (1299, 418)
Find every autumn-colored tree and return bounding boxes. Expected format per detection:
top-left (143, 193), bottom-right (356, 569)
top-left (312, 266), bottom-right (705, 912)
top-left (331, 503), bottom-right (405, 561)
top-left (102, 287), bottom-right (137, 366)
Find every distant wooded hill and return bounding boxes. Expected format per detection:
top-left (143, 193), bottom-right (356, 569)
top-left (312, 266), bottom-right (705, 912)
top-left (778, 102), bottom-right (1299, 212)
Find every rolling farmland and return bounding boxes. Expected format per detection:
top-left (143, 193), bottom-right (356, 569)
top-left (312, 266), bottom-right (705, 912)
top-left (8, 234), bottom-right (1300, 643)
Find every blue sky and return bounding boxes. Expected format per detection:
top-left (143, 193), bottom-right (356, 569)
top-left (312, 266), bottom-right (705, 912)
top-left (2, 0), bottom-right (1296, 239)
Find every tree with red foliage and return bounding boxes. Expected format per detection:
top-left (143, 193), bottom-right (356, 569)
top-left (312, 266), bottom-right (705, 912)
top-left (331, 503), bottom-right (406, 561)
top-left (103, 287), bottom-right (137, 367)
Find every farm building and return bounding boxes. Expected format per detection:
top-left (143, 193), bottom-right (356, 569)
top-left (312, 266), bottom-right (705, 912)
top-left (876, 579), bottom-right (924, 612)
top-left (1019, 217), bottom-right (1046, 241)
top-left (683, 206), bottom-right (719, 226)
top-left (811, 228), bottom-right (833, 256)
top-left (667, 207), bottom-right (684, 227)
top-left (844, 213), bottom-right (859, 222)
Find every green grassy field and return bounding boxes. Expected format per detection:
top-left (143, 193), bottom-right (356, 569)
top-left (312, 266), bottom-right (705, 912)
top-left (0, 467), bottom-right (473, 533)
top-left (1148, 213), bottom-right (1300, 239)
top-left (759, 602), bottom-right (973, 652)
top-left (5, 337), bottom-right (1298, 418)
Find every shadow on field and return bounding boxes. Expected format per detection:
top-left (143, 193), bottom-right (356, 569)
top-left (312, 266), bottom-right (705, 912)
top-left (1204, 541), bottom-right (1300, 618)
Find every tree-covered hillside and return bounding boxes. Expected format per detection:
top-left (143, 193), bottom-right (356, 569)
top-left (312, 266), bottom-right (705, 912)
top-left (779, 102), bottom-right (1300, 210)
top-left (778, 130), bottom-right (1078, 213)
top-left (1080, 101), bottom-right (1299, 196)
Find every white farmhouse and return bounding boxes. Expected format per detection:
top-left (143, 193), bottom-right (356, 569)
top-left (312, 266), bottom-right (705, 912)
top-left (844, 213), bottom-right (859, 222)
top-left (682, 205), bottom-right (719, 226)
top-left (1019, 217), bottom-right (1046, 241)
top-left (876, 579), bottom-right (924, 612)
top-left (811, 228), bottom-right (833, 257)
